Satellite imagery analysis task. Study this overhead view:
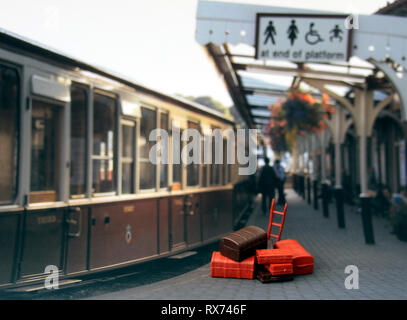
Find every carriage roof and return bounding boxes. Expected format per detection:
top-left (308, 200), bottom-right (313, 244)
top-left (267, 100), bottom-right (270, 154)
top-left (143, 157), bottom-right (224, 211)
top-left (0, 28), bottom-right (234, 125)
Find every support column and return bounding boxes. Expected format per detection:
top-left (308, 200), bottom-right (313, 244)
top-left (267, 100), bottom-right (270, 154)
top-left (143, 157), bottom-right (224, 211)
top-left (312, 134), bottom-right (319, 210)
top-left (305, 79), bottom-right (352, 228)
top-left (292, 142), bottom-right (299, 194)
top-left (298, 135), bottom-right (305, 199)
top-left (306, 78), bottom-right (393, 244)
top-left (306, 135), bottom-right (312, 205)
top-left (295, 141), bottom-right (301, 195)
top-left (334, 106), bottom-right (345, 228)
top-left (320, 129), bottom-right (330, 218)
top-left (356, 89), bottom-right (375, 244)
top-left (300, 150), bottom-right (305, 199)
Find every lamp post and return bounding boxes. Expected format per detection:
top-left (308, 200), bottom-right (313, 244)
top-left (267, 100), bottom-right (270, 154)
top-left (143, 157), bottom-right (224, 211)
top-left (320, 129), bottom-right (331, 218)
top-left (312, 134), bottom-right (319, 211)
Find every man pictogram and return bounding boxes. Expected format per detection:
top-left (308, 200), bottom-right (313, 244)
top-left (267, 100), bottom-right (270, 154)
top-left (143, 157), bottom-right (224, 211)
top-left (264, 21), bottom-right (276, 45)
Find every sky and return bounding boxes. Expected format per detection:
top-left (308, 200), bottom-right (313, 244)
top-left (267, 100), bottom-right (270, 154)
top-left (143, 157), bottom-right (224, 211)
top-left (0, 0), bottom-right (391, 107)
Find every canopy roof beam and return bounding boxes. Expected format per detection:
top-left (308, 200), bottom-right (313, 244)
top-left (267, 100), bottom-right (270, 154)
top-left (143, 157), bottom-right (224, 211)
top-left (204, 43), bottom-right (255, 128)
top-left (233, 63), bottom-right (368, 83)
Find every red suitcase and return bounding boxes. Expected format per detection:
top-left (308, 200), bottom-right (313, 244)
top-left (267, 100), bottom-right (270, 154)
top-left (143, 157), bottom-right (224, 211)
top-left (210, 251), bottom-right (255, 280)
top-left (264, 263), bottom-right (293, 276)
top-left (274, 239), bottom-right (314, 275)
top-left (293, 264), bottom-right (314, 275)
top-left (256, 266), bottom-right (294, 283)
top-left (256, 249), bottom-right (293, 265)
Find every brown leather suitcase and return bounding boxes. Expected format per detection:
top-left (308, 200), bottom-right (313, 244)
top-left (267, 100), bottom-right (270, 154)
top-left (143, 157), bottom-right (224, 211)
top-left (220, 226), bottom-right (267, 262)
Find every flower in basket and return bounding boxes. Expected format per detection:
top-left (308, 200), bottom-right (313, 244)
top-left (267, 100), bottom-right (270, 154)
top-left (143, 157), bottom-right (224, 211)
top-left (267, 86), bottom-right (334, 154)
top-left (268, 117), bottom-right (289, 154)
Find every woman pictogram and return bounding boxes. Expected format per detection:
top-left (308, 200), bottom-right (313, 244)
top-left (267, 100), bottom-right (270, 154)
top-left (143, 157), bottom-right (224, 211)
top-left (287, 20), bottom-right (299, 46)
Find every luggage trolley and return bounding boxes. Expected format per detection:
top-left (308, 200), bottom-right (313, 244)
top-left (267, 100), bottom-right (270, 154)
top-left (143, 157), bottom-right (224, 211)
top-left (267, 199), bottom-right (288, 247)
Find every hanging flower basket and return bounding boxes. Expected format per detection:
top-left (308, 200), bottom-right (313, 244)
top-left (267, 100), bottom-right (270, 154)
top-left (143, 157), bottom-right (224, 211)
top-left (267, 87), bottom-right (334, 155)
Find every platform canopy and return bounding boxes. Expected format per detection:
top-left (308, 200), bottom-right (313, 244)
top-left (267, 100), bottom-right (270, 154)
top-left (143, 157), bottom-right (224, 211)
top-left (196, 0), bottom-right (407, 129)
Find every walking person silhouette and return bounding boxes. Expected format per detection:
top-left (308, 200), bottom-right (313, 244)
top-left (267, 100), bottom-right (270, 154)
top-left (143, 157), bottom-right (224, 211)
top-left (287, 20), bottom-right (299, 46)
top-left (273, 159), bottom-right (286, 205)
top-left (264, 21), bottom-right (277, 45)
top-left (258, 157), bottom-right (278, 214)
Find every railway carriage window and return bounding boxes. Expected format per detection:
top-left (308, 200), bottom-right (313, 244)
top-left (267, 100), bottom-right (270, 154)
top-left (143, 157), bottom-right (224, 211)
top-left (0, 66), bottom-right (19, 204)
top-left (222, 139), bottom-right (227, 185)
top-left (92, 93), bottom-right (117, 194)
top-left (210, 127), bottom-right (221, 186)
top-left (121, 122), bottom-right (135, 194)
top-left (172, 127), bottom-right (182, 186)
top-left (201, 137), bottom-right (208, 187)
top-left (187, 121), bottom-right (199, 187)
top-left (159, 112), bottom-right (168, 188)
top-left (227, 158), bottom-right (232, 184)
top-left (227, 137), bottom-right (234, 184)
top-left (140, 107), bottom-right (156, 190)
top-left (70, 86), bottom-right (87, 198)
top-left (30, 100), bottom-right (62, 203)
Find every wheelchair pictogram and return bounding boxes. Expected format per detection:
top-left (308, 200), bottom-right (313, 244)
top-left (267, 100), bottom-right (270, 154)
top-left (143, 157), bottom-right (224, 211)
top-left (305, 22), bottom-right (324, 45)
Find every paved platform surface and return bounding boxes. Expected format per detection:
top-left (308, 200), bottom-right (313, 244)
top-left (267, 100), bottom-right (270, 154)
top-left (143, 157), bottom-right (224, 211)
top-left (88, 189), bottom-right (407, 300)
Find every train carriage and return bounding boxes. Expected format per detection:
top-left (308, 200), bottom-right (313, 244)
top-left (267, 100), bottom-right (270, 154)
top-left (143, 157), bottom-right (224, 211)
top-left (0, 30), bottom-right (247, 288)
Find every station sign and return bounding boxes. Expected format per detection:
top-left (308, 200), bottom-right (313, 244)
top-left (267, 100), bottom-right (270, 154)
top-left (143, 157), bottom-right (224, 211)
top-left (255, 14), bottom-right (351, 63)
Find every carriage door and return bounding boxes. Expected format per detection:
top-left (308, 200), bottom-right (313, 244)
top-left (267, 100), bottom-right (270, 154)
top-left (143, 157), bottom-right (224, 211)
top-left (65, 84), bottom-right (89, 274)
top-left (185, 121), bottom-right (202, 246)
top-left (170, 196), bottom-right (186, 251)
top-left (170, 125), bottom-right (186, 251)
top-left (184, 194), bottom-right (201, 246)
top-left (20, 75), bottom-right (70, 279)
top-left (170, 194), bottom-right (201, 251)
